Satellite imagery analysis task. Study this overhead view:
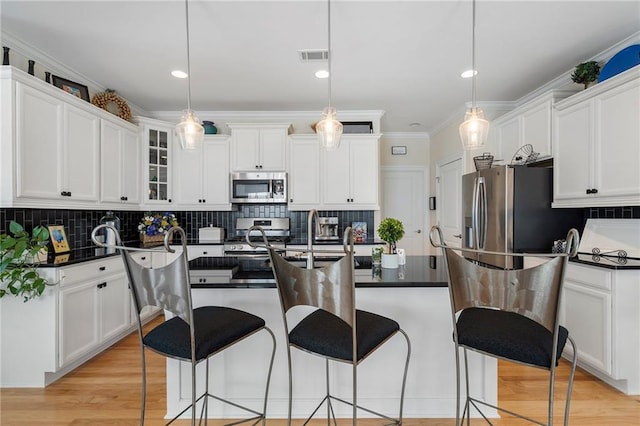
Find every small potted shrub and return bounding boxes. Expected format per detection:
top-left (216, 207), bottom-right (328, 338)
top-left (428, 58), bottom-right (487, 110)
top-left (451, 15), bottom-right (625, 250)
top-left (377, 218), bottom-right (404, 269)
top-left (571, 61), bottom-right (600, 89)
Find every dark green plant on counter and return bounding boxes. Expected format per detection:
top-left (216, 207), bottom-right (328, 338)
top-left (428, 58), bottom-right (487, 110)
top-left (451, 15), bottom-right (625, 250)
top-left (571, 60), bottom-right (600, 89)
top-left (0, 221), bottom-right (50, 302)
top-left (377, 218), bottom-right (405, 254)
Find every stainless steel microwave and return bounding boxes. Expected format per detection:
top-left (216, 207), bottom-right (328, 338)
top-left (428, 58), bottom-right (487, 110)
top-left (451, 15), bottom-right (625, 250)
top-left (230, 172), bottom-right (287, 204)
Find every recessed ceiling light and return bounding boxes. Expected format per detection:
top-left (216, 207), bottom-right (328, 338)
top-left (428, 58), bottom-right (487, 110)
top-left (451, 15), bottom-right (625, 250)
top-left (460, 69), bottom-right (477, 79)
top-left (315, 70), bottom-right (329, 79)
top-left (171, 70), bottom-right (188, 79)
top-left (409, 122), bottom-right (421, 127)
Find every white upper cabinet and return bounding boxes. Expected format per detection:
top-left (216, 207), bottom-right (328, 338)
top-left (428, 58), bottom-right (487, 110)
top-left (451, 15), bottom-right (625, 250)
top-left (229, 123), bottom-right (290, 171)
top-left (287, 135), bottom-right (321, 210)
top-left (137, 117), bottom-right (174, 207)
top-left (322, 134), bottom-right (380, 210)
top-left (173, 135), bottom-right (231, 210)
top-left (1, 67), bottom-right (137, 209)
top-left (13, 81), bottom-right (100, 205)
top-left (492, 90), bottom-right (573, 163)
top-left (553, 67), bottom-right (640, 207)
top-left (100, 119), bottom-right (140, 208)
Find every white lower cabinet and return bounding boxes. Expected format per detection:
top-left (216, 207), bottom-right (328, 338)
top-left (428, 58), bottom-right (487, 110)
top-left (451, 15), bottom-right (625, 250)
top-left (58, 257), bottom-right (130, 368)
top-left (0, 255), bottom-right (163, 387)
top-left (561, 262), bottom-right (640, 395)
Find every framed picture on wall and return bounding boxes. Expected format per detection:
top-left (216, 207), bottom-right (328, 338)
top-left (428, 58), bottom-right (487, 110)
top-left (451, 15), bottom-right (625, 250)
top-left (48, 225), bottom-right (70, 253)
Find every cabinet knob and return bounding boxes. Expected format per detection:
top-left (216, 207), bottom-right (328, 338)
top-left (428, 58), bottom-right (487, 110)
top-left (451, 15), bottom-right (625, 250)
top-left (203, 251), bottom-right (207, 255)
top-left (290, 199), bottom-right (293, 202)
top-left (140, 256), bottom-right (146, 260)
top-left (591, 188), bottom-right (598, 194)
top-left (202, 199), bottom-right (206, 203)
top-left (168, 199), bottom-right (172, 203)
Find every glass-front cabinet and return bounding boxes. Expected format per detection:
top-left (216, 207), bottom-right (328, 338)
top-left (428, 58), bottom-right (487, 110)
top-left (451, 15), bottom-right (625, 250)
top-left (136, 117), bottom-right (174, 206)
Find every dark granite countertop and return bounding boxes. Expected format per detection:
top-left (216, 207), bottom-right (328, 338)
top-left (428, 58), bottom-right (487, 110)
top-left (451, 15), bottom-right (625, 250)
top-left (569, 253), bottom-right (640, 270)
top-left (189, 255), bottom-right (448, 289)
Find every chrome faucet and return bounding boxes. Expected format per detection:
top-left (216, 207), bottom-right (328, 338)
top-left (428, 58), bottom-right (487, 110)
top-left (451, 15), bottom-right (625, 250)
top-left (306, 209), bottom-right (318, 269)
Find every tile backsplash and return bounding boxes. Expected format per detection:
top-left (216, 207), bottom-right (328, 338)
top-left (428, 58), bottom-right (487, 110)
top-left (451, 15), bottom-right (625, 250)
top-left (3, 206), bottom-right (635, 250)
top-left (586, 206), bottom-right (639, 219)
top-left (1, 207), bottom-right (375, 248)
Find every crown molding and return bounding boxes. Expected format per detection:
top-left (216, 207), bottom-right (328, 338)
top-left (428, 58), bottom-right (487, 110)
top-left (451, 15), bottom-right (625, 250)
top-left (1, 29), bottom-right (148, 117)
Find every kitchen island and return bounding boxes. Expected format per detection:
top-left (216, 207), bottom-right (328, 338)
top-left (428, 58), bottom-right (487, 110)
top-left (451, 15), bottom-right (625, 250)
top-left (166, 255), bottom-right (498, 420)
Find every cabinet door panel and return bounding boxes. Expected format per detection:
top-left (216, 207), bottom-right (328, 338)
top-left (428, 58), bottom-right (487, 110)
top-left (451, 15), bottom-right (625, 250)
top-left (122, 129), bottom-right (140, 203)
top-left (350, 138), bottom-right (378, 205)
top-left (15, 83), bottom-right (63, 199)
top-left (595, 80), bottom-right (640, 199)
top-left (59, 282), bottom-right (99, 367)
top-left (497, 117), bottom-right (520, 162)
top-left (232, 129), bottom-right (260, 170)
top-left (174, 145), bottom-right (203, 205)
top-left (100, 121), bottom-right (124, 203)
top-left (288, 138), bottom-right (320, 208)
top-left (99, 275), bottom-right (130, 342)
top-left (259, 128), bottom-right (287, 170)
top-left (202, 140), bottom-right (230, 205)
top-left (64, 105), bottom-right (100, 201)
top-left (322, 143), bottom-right (351, 205)
top-left (553, 102), bottom-right (592, 201)
top-left (522, 102), bottom-right (552, 158)
top-left (563, 282), bottom-right (612, 374)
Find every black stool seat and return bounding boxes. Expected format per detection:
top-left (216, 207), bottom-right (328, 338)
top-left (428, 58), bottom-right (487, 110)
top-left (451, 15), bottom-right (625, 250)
top-left (290, 308), bottom-right (400, 361)
top-left (144, 306), bottom-right (266, 361)
top-left (457, 307), bottom-right (569, 369)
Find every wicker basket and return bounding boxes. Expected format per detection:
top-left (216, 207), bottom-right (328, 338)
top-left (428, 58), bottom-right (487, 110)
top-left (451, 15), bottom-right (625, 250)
top-left (473, 153), bottom-right (494, 171)
top-left (140, 233), bottom-right (167, 247)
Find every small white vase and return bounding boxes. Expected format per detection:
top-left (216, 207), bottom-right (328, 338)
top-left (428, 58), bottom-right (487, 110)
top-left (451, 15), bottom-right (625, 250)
top-left (381, 253), bottom-right (399, 269)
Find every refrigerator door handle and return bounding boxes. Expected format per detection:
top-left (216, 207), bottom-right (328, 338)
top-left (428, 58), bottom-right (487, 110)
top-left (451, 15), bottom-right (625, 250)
top-left (479, 176), bottom-right (487, 250)
top-left (471, 177), bottom-right (480, 249)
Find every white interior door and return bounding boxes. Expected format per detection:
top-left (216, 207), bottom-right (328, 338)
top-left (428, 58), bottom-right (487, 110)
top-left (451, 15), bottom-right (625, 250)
top-left (436, 157), bottom-right (463, 247)
top-left (381, 167), bottom-right (427, 255)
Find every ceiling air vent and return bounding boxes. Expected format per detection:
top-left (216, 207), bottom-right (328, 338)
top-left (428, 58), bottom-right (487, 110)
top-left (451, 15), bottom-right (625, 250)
top-left (298, 50), bottom-right (328, 62)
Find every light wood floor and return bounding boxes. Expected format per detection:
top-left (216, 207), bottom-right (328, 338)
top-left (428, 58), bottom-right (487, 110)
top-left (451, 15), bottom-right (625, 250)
top-left (1, 316), bottom-right (638, 425)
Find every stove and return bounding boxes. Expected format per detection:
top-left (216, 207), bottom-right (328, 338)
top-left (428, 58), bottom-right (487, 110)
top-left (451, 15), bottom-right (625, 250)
top-left (224, 217), bottom-right (290, 256)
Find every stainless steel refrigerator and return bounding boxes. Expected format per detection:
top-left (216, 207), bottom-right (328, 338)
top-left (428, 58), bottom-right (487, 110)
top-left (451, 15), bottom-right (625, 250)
top-left (462, 165), bottom-right (583, 269)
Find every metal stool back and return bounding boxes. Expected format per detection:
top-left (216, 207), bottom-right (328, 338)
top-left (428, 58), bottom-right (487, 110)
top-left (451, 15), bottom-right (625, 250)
top-left (430, 226), bottom-right (580, 426)
top-left (92, 225), bottom-right (276, 426)
top-left (250, 226), bottom-right (410, 426)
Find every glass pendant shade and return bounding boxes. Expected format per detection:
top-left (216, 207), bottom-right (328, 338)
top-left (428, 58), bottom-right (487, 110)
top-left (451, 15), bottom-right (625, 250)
top-left (176, 109), bottom-right (204, 150)
top-left (459, 107), bottom-right (489, 150)
top-left (316, 107), bottom-right (343, 150)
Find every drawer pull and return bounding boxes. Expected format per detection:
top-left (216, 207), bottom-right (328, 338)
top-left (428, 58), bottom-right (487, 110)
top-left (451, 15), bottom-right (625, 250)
top-left (140, 256), bottom-right (146, 261)
top-left (97, 282), bottom-right (107, 289)
top-left (99, 266), bottom-right (106, 271)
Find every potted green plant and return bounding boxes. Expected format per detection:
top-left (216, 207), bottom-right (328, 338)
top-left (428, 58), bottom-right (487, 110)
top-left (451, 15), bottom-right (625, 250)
top-left (377, 218), bottom-right (405, 269)
top-left (571, 60), bottom-right (600, 89)
top-left (1, 221), bottom-right (50, 302)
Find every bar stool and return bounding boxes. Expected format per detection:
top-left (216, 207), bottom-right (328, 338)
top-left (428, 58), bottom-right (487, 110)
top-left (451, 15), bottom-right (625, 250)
top-left (92, 225), bottom-right (276, 426)
top-left (430, 226), bottom-right (580, 426)
top-left (256, 226), bottom-right (410, 425)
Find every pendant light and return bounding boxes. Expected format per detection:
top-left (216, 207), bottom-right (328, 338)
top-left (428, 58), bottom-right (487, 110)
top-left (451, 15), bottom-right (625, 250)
top-left (459, 0), bottom-right (489, 150)
top-left (175, 0), bottom-right (204, 150)
top-left (316, 0), bottom-right (343, 150)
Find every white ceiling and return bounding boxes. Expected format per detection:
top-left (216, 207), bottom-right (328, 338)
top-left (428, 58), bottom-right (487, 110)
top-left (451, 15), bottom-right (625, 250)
top-left (1, 0), bottom-right (639, 134)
